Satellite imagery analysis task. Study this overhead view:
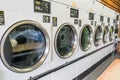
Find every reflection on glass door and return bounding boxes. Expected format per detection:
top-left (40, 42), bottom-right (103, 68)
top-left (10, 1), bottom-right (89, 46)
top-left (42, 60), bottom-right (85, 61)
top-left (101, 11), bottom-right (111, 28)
top-left (1, 21), bottom-right (49, 72)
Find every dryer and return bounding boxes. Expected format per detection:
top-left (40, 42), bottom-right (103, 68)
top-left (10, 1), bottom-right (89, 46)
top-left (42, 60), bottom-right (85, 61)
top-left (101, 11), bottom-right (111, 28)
top-left (51, 2), bottom-right (79, 80)
top-left (0, 0), bottom-right (52, 80)
top-left (76, 9), bottom-right (95, 77)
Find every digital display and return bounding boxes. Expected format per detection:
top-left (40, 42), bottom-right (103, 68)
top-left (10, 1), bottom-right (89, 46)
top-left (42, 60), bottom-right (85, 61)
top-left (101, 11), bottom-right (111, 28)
top-left (107, 17), bottom-right (110, 22)
top-left (34, 0), bottom-right (51, 14)
top-left (116, 15), bottom-right (119, 21)
top-left (70, 8), bottom-right (79, 18)
top-left (89, 13), bottom-right (94, 20)
top-left (113, 19), bottom-right (116, 23)
top-left (0, 11), bottom-right (4, 25)
top-left (100, 15), bottom-right (104, 21)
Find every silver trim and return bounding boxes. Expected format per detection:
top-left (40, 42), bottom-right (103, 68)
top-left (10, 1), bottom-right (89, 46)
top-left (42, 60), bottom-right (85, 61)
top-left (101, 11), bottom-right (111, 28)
top-left (94, 25), bottom-right (103, 47)
top-left (0, 20), bottom-right (50, 73)
top-left (54, 23), bottom-right (78, 59)
top-left (79, 24), bottom-right (93, 51)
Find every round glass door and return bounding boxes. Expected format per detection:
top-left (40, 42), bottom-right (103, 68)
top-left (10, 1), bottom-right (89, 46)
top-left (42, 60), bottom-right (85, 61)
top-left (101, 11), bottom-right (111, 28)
top-left (109, 26), bottom-right (114, 41)
top-left (94, 26), bottom-right (103, 46)
top-left (55, 23), bottom-right (77, 59)
top-left (103, 26), bottom-right (109, 44)
top-left (0, 20), bottom-right (50, 72)
top-left (80, 24), bottom-right (93, 51)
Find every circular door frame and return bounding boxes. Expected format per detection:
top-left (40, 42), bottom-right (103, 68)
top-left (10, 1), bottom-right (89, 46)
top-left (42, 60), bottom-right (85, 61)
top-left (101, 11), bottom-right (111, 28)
top-left (0, 20), bottom-right (50, 73)
top-left (94, 25), bottom-right (103, 47)
top-left (54, 23), bottom-right (78, 59)
top-left (79, 24), bottom-right (93, 51)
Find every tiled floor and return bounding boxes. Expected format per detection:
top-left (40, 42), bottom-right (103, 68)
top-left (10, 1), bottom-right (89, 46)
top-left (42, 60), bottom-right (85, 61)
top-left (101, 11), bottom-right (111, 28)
top-left (97, 59), bottom-right (120, 80)
top-left (82, 52), bottom-right (120, 80)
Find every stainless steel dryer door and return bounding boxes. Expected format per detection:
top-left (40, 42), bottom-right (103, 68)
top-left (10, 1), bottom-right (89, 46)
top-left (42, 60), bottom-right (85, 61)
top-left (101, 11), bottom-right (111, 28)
top-left (55, 23), bottom-right (77, 59)
top-left (1, 20), bottom-right (50, 73)
top-left (94, 26), bottom-right (103, 46)
top-left (80, 24), bottom-right (93, 51)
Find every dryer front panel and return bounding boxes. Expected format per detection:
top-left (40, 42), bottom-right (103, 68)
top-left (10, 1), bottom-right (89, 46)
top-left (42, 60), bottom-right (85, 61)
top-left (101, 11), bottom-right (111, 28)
top-left (1, 20), bottom-right (50, 73)
top-left (54, 23), bottom-right (77, 59)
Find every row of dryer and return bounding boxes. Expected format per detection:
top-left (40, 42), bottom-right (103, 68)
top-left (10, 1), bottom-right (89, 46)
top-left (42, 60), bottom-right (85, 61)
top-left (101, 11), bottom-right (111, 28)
top-left (0, 0), bottom-right (119, 80)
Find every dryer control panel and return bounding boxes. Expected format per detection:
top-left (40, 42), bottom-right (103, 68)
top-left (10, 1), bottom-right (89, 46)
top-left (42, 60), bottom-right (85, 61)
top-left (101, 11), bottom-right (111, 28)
top-left (70, 8), bottom-right (79, 18)
top-left (100, 15), bottom-right (105, 26)
top-left (34, 0), bottom-right (51, 14)
top-left (107, 17), bottom-right (110, 23)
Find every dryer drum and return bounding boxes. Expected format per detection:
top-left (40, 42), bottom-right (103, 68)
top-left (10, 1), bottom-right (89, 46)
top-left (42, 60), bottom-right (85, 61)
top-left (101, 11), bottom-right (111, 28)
top-left (0, 20), bottom-right (50, 73)
top-left (55, 23), bottom-right (77, 59)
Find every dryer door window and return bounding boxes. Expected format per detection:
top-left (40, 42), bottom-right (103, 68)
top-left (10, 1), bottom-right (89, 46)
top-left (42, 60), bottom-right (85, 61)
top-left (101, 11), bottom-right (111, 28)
top-left (80, 25), bottom-right (92, 51)
top-left (103, 26), bottom-right (109, 44)
top-left (109, 26), bottom-right (114, 41)
top-left (1, 21), bottom-right (49, 72)
top-left (55, 24), bottom-right (77, 59)
top-left (94, 26), bottom-right (103, 46)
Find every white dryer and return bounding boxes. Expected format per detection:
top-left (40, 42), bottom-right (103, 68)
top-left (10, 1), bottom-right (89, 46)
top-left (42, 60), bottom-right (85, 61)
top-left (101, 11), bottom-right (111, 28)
top-left (76, 9), bottom-right (111, 79)
top-left (51, 2), bottom-right (78, 80)
top-left (78, 10), bottom-right (94, 54)
top-left (0, 0), bottom-right (52, 80)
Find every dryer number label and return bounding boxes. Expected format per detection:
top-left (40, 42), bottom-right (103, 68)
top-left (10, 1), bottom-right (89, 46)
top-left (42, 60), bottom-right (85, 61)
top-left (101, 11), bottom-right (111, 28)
top-left (34, 0), bottom-right (51, 14)
top-left (0, 11), bottom-right (4, 25)
top-left (43, 15), bottom-right (50, 23)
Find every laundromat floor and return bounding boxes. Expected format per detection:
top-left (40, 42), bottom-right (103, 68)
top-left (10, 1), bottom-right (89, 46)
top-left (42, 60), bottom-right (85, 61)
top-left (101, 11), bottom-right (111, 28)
top-left (97, 59), bottom-right (120, 80)
top-left (83, 53), bottom-right (120, 80)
